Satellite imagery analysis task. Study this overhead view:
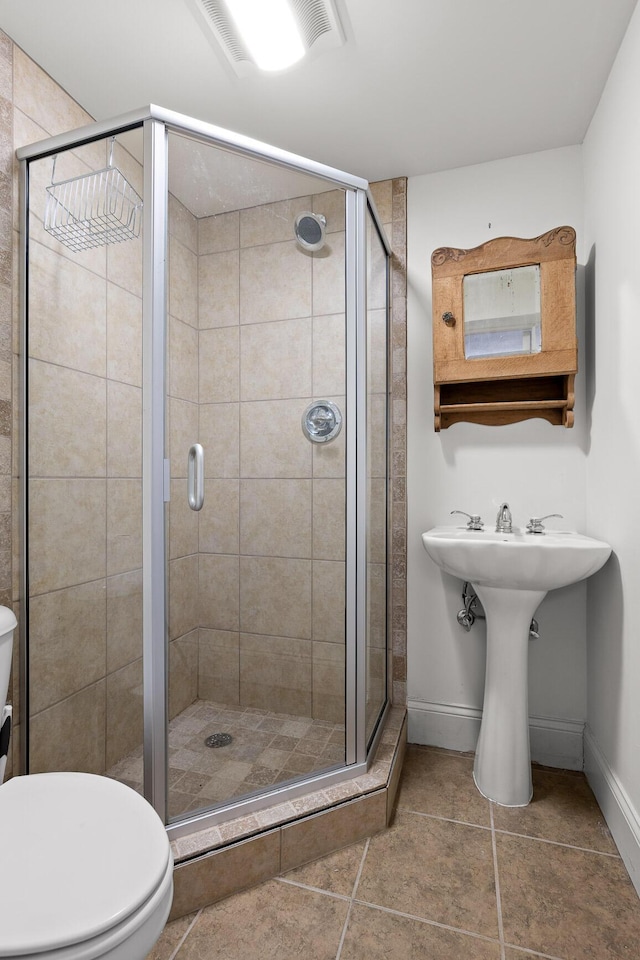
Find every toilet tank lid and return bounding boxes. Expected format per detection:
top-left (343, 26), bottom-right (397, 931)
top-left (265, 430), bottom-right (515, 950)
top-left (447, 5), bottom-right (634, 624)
top-left (0, 605), bottom-right (17, 635)
top-left (0, 772), bottom-right (171, 956)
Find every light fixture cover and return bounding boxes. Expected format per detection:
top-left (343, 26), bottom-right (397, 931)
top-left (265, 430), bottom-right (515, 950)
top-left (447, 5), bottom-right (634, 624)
top-left (189, 0), bottom-right (345, 75)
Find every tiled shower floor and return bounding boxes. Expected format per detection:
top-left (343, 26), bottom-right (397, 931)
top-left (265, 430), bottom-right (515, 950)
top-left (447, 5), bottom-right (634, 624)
top-left (107, 700), bottom-right (345, 817)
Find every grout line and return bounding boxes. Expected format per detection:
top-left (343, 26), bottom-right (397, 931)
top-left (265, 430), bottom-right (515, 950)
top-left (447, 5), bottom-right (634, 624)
top-left (334, 900), bottom-right (353, 960)
top-left (492, 826), bottom-right (622, 858)
top-left (276, 876), bottom-right (352, 902)
top-left (351, 897), bottom-right (503, 947)
top-left (170, 907), bottom-right (202, 959)
top-left (335, 838), bottom-right (370, 960)
top-left (399, 806), bottom-right (493, 831)
top-left (490, 804), bottom-right (506, 960)
top-left (350, 836), bottom-right (370, 899)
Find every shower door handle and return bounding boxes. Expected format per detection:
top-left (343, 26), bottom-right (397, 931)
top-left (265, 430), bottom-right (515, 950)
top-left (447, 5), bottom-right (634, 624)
top-left (187, 444), bottom-right (204, 511)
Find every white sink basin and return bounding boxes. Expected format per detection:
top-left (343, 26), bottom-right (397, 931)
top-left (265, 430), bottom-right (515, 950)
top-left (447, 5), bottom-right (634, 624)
top-left (422, 523), bottom-right (612, 806)
top-left (422, 526), bottom-right (612, 591)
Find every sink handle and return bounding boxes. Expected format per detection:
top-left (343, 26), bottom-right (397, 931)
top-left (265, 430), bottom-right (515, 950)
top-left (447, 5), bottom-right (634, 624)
top-left (450, 510), bottom-right (484, 531)
top-left (526, 513), bottom-right (563, 535)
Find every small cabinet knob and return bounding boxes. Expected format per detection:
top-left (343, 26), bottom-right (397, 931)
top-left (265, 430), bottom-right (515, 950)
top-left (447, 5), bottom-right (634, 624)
top-left (442, 311), bottom-right (456, 327)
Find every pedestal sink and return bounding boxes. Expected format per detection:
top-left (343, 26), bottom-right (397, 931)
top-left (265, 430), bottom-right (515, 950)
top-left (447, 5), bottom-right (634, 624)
top-left (421, 526), bottom-right (612, 805)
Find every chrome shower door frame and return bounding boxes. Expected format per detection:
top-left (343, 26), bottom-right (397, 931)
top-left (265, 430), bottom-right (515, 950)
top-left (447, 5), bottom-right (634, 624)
top-left (142, 117), bottom-right (169, 820)
top-left (17, 105), bottom-right (391, 841)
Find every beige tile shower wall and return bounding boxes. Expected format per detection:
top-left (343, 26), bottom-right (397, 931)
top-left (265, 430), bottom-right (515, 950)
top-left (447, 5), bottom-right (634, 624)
top-left (22, 132), bottom-right (146, 775)
top-left (197, 192), bottom-right (347, 722)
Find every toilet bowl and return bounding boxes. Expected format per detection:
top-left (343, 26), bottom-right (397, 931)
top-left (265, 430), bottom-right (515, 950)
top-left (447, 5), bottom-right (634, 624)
top-left (0, 608), bottom-right (173, 959)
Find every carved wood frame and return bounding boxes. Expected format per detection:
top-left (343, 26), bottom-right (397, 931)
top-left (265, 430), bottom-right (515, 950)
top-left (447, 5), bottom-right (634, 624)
top-left (431, 226), bottom-right (577, 384)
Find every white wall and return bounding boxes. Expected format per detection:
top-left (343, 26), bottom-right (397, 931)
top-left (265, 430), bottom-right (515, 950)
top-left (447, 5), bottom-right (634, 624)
top-left (406, 146), bottom-right (588, 767)
top-left (582, 0), bottom-right (640, 890)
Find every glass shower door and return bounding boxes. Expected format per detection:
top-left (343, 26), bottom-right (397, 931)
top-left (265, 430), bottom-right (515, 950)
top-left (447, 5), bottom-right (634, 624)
top-left (164, 130), bottom-right (349, 820)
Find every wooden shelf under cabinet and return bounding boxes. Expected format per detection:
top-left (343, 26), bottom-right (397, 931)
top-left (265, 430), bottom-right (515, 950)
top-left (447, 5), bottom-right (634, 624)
top-left (434, 375), bottom-right (575, 430)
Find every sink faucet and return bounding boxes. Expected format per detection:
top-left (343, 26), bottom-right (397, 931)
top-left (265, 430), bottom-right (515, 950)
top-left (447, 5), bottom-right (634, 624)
top-left (495, 502), bottom-right (512, 533)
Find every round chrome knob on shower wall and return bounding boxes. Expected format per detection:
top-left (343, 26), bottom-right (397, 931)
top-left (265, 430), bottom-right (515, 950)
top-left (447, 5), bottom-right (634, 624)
top-left (302, 400), bottom-right (342, 443)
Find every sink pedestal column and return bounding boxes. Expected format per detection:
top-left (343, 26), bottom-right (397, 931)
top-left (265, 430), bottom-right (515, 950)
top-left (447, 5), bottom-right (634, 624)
top-left (472, 584), bottom-right (547, 806)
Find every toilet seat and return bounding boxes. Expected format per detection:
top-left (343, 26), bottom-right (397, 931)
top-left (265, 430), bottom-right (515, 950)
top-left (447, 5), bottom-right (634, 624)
top-left (0, 772), bottom-right (173, 958)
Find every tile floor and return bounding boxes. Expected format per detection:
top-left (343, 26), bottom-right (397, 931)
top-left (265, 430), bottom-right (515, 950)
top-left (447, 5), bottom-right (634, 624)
top-left (107, 700), bottom-right (345, 818)
top-left (148, 743), bottom-right (640, 960)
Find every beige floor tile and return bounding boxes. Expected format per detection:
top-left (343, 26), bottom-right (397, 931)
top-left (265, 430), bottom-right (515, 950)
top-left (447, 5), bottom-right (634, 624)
top-left (145, 912), bottom-right (197, 960)
top-left (340, 903), bottom-right (501, 960)
top-left (176, 880), bottom-right (348, 960)
top-left (397, 744), bottom-right (491, 826)
top-left (497, 832), bottom-right (640, 959)
top-left (493, 766), bottom-right (618, 852)
top-left (356, 810), bottom-right (499, 939)
top-left (282, 840), bottom-right (367, 897)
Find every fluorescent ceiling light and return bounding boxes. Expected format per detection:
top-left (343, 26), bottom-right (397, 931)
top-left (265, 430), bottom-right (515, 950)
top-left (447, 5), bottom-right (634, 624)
top-left (222, 0), bottom-right (305, 71)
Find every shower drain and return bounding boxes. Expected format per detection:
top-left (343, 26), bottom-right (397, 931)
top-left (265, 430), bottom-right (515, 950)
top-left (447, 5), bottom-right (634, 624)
top-left (204, 732), bottom-right (233, 748)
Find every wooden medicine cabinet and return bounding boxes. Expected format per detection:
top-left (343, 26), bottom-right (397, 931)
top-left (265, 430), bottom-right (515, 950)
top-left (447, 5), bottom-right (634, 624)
top-left (431, 226), bottom-right (577, 431)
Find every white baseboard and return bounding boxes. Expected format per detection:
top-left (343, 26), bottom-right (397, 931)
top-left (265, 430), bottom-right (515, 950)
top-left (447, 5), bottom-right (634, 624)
top-left (584, 726), bottom-right (640, 897)
top-left (407, 699), bottom-right (584, 770)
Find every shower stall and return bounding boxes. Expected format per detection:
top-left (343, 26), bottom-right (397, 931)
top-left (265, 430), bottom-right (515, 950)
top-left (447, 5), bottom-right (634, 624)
top-left (17, 105), bottom-right (390, 837)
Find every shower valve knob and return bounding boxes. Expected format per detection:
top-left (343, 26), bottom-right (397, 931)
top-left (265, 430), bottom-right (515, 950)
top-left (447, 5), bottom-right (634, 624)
top-left (301, 400), bottom-right (342, 443)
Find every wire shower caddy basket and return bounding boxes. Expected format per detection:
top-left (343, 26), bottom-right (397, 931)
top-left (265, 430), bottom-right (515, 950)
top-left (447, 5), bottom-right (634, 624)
top-left (44, 138), bottom-right (143, 253)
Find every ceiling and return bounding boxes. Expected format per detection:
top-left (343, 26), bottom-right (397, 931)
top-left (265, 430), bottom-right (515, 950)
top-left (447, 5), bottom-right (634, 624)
top-left (0, 0), bottom-right (637, 183)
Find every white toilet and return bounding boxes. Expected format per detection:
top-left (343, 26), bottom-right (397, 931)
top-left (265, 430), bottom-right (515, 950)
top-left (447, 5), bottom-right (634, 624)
top-left (0, 607), bottom-right (174, 960)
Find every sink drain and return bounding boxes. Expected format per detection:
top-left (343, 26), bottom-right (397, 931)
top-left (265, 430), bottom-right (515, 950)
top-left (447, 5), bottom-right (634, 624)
top-left (204, 732), bottom-right (233, 748)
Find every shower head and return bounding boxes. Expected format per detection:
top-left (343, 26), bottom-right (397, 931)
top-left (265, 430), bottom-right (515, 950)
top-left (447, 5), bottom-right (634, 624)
top-left (294, 211), bottom-right (326, 251)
